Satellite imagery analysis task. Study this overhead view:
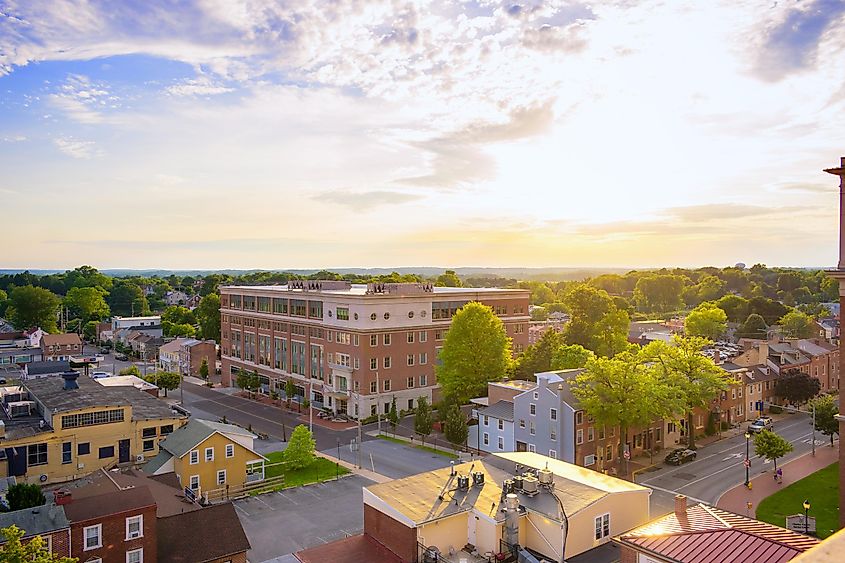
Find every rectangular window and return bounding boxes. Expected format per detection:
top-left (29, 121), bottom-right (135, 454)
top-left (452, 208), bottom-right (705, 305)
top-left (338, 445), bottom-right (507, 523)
top-left (60, 442), bottom-right (72, 465)
top-left (273, 298), bottom-right (288, 314)
top-left (497, 418), bottom-right (504, 431)
top-left (498, 437), bottom-right (504, 450)
top-left (353, 334), bottom-right (359, 346)
top-left (419, 331), bottom-right (427, 342)
top-left (407, 332), bottom-right (414, 344)
top-left (407, 377), bottom-right (415, 388)
top-left (291, 341), bottom-right (306, 375)
top-left (584, 454), bottom-right (596, 466)
top-left (143, 440), bottom-right (155, 452)
top-left (126, 549), bottom-right (143, 563)
top-left (142, 427), bottom-right (156, 438)
top-left (190, 450), bottom-right (199, 464)
top-left (529, 421), bottom-right (536, 436)
top-left (274, 337), bottom-right (288, 371)
top-left (519, 419), bottom-right (525, 428)
top-left (484, 415), bottom-right (489, 426)
top-left (370, 334), bottom-right (378, 347)
top-left (370, 381), bottom-right (377, 393)
top-left (576, 429), bottom-right (583, 445)
top-left (483, 433), bottom-right (489, 446)
top-left (550, 408), bottom-right (557, 421)
top-left (84, 524), bottom-right (102, 550)
top-left (258, 296), bottom-right (271, 313)
top-left (308, 301), bottom-right (323, 319)
top-left (337, 307), bottom-right (350, 320)
top-left (599, 426), bottom-right (606, 440)
top-left (383, 333), bottom-right (391, 346)
top-left (370, 358), bottom-right (377, 370)
top-left (383, 379), bottom-right (391, 392)
top-left (290, 299), bottom-right (306, 317)
top-left (408, 399), bottom-right (414, 410)
top-left (161, 425), bottom-right (174, 435)
top-left (407, 354), bottom-right (414, 366)
top-left (549, 450), bottom-right (557, 459)
top-left (205, 447), bottom-right (214, 462)
top-left (575, 411), bottom-right (583, 425)
top-left (189, 475), bottom-right (199, 490)
top-left (226, 444), bottom-right (234, 458)
top-left (78, 442), bottom-right (91, 456)
top-left (126, 515), bottom-right (143, 539)
top-left (99, 446), bottom-right (115, 459)
top-left (550, 429), bottom-right (557, 441)
top-left (419, 374), bottom-right (427, 386)
top-left (62, 409), bottom-right (125, 429)
top-left (606, 444), bottom-right (613, 461)
top-left (528, 443), bottom-right (536, 453)
top-left (310, 344), bottom-right (324, 379)
top-left (419, 352), bottom-right (427, 365)
top-left (383, 356), bottom-right (391, 369)
top-left (529, 404), bottom-right (536, 415)
top-left (217, 469), bottom-right (227, 485)
top-left (595, 514), bottom-right (610, 541)
top-left (588, 427), bottom-right (594, 442)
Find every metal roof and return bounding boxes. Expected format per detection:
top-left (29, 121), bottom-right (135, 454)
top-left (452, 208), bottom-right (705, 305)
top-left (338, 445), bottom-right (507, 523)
top-left (477, 400), bottom-right (515, 422)
top-left (624, 528), bottom-right (801, 563)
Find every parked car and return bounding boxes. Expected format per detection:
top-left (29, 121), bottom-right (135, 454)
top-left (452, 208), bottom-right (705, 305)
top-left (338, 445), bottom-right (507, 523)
top-left (98, 347), bottom-right (111, 355)
top-left (114, 352), bottom-right (128, 361)
top-left (665, 448), bottom-right (697, 466)
top-left (91, 371), bottom-right (111, 379)
top-left (748, 416), bottom-right (773, 434)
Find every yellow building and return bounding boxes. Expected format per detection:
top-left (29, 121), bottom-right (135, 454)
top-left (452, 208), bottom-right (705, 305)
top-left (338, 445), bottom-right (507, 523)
top-left (0, 372), bottom-right (186, 485)
top-left (143, 418), bottom-right (266, 496)
top-left (362, 451), bottom-right (651, 562)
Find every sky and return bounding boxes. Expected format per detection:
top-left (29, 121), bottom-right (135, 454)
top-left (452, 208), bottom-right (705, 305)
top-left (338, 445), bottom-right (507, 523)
top-left (2, 0), bottom-right (845, 270)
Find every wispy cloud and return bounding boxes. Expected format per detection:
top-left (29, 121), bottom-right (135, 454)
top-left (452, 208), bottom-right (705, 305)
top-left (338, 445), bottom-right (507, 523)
top-left (165, 76), bottom-right (234, 97)
top-left (53, 137), bottom-right (101, 159)
top-left (314, 189), bottom-right (425, 210)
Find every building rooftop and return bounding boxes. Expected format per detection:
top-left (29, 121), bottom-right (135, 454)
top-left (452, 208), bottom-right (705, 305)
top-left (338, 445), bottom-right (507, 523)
top-left (40, 333), bottom-right (82, 347)
top-left (63, 485), bottom-right (155, 523)
top-left (95, 375), bottom-right (158, 392)
top-left (221, 282), bottom-right (527, 297)
top-left (25, 360), bottom-right (70, 375)
top-left (0, 504), bottom-right (69, 536)
top-left (477, 400), bottom-right (514, 422)
top-left (623, 528), bottom-right (801, 563)
top-left (157, 418), bottom-right (257, 459)
top-left (156, 502), bottom-right (250, 562)
top-left (23, 375), bottom-right (180, 420)
top-left (296, 533), bottom-right (403, 563)
top-left (490, 379), bottom-right (537, 391)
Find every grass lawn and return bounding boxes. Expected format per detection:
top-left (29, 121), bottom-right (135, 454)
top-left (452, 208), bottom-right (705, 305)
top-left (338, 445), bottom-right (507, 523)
top-left (377, 434), bottom-right (459, 459)
top-left (756, 462), bottom-right (839, 539)
top-left (263, 452), bottom-right (350, 488)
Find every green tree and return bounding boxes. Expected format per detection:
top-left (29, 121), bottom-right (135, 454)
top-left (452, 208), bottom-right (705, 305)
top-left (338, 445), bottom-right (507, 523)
top-left (145, 371), bottom-right (180, 397)
top-left (0, 288), bottom-right (9, 317)
top-left (196, 294), bottom-right (221, 341)
top-left (685, 302), bottom-right (727, 340)
top-left (284, 425), bottom-right (316, 469)
top-left (753, 429), bottom-right (793, 471)
top-left (83, 320), bottom-right (98, 341)
top-left (562, 284), bottom-right (629, 357)
top-left (514, 329), bottom-right (563, 379)
top-left (550, 344), bottom-right (595, 370)
top-left (64, 287), bottom-right (110, 323)
top-left (778, 310), bottom-right (817, 339)
top-left (162, 321), bottom-right (196, 338)
top-left (6, 483), bottom-right (45, 511)
top-left (6, 286), bottom-right (61, 332)
top-left (715, 294), bottom-right (750, 323)
top-left (649, 336), bottom-right (733, 450)
top-left (0, 525), bottom-right (76, 563)
top-left (633, 274), bottom-right (686, 313)
top-left (284, 379), bottom-right (297, 407)
top-left (774, 370), bottom-right (821, 405)
top-left (387, 396), bottom-right (399, 434)
top-left (592, 308), bottom-right (631, 357)
top-left (65, 265), bottom-right (112, 292)
top-left (237, 369), bottom-right (260, 399)
top-left (436, 270), bottom-right (463, 287)
top-left (107, 282), bottom-right (150, 317)
top-left (810, 395), bottom-right (839, 447)
top-left (747, 297), bottom-right (790, 325)
top-left (162, 306), bottom-right (196, 325)
top-left (414, 396), bottom-right (434, 446)
top-left (443, 403), bottom-right (468, 446)
top-left (199, 358), bottom-right (209, 380)
top-left (737, 313), bottom-right (767, 339)
top-left (437, 302), bottom-right (512, 403)
top-left (119, 365), bottom-right (142, 377)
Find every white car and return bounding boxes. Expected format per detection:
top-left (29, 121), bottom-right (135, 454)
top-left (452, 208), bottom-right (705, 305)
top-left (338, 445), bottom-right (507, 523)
top-left (748, 416), bottom-right (773, 433)
top-left (91, 371), bottom-right (112, 379)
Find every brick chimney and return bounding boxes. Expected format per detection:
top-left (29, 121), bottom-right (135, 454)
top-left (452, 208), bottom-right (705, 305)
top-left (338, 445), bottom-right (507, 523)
top-left (53, 490), bottom-right (72, 505)
top-left (674, 494), bottom-right (687, 516)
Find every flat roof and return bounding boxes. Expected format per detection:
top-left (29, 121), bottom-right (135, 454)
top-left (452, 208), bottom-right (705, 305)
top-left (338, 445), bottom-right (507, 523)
top-left (221, 283), bottom-right (527, 297)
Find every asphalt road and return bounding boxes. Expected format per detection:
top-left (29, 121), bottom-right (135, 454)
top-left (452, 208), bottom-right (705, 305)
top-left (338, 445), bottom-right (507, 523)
top-left (639, 413), bottom-right (821, 504)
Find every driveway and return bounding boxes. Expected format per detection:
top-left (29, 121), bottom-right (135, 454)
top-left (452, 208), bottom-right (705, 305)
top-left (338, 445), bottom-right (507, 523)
top-left (234, 474), bottom-right (374, 562)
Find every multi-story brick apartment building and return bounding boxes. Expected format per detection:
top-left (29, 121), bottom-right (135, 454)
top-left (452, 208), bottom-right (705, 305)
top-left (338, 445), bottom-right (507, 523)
top-left (219, 280), bottom-right (530, 418)
top-left (732, 338), bottom-right (840, 393)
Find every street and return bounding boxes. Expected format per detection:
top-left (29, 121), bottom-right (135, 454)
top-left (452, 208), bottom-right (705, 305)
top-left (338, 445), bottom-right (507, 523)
top-left (639, 413), bottom-right (822, 504)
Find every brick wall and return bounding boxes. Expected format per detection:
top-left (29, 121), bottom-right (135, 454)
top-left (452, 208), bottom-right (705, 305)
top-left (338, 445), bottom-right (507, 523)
top-left (364, 504), bottom-right (416, 563)
top-left (206, 552), bottom-right (247, 563)
top-left (619, 545), bottom-right (638, 563)
top-left (70, 505), bottom-right (157, 563)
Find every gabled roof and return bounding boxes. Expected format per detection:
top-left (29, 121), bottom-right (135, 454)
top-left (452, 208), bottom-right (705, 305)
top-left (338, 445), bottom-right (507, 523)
top-left (157, 418), bottom-right (258, 459)
top-left (157, 502), bottom-right (250, 562)
top-left (63, 485), bottom-right (155, 523)
top-left (40, 333), bottom-right (82, 347)
top-left (624, 528), bottom-right (801, 563)
top-left (0, 504), bottom-right (69, 536)
top-left (477, 400), bottom-right (514, 422)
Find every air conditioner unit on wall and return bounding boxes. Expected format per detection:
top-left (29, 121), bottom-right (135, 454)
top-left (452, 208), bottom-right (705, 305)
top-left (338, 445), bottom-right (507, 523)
top-left (135, 454), bottom-right (144, 462)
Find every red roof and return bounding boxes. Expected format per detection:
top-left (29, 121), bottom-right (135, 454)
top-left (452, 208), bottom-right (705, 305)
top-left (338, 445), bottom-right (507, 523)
top-left (626, 528), bottom-right (801, 563)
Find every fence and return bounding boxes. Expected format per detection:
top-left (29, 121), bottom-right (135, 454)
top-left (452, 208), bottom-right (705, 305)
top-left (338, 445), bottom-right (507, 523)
top-left (203, 474), bottom-right (286, 503)
top-left (417, 542), bottom-right (500, 563)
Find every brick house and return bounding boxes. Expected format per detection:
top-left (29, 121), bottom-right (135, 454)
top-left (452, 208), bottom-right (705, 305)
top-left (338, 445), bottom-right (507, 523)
top-left (156, 502), bottom-right (250, 562)
top-left (0, 503), bottom-right (71, 558)
top-left (158, 338), bottom-right (216, 378)
top-left (40, 333), bottom-right (83, 361)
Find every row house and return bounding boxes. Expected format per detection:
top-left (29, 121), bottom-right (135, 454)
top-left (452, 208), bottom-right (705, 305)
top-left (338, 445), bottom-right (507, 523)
top-left (219, 281), bottom-right (530, 418)
top-left (157, 338), bottom-right (216, 377)
top-left (732, 338), bottom-right (840, 393)
top-left (40, 333), bottom-right (82, 361)
top-left (0, 503), bottom-right (71, 558)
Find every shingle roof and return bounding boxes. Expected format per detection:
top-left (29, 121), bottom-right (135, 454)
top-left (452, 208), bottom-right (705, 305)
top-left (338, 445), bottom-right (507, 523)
top-left (157, 502), bottom-right (250, 562)
top-left (63, 486), bottom-right (155, 523)
top-left (40, 333), bottom-right (82, 347)
top-left (141, 450), bottom-right (173, 475)
top-left (624, 528), bottom-right (801, 563)
top-left (157, 418), bottom-right (256, 459)
top-left (477, 400), bottom-right (514, 422)
top-left (0, 504), bottom-right (69, 536)
top-left (25, 360), bottom-right (70, 375)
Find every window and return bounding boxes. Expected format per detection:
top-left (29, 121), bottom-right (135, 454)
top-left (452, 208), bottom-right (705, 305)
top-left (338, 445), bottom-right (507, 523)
top-left (370, 334), bottom-right (378, 347)
top-left (407, 399), bottom-right (414, 410)
top-left (62, 409), bottom-right (124, 429)
top-left (529, 421), bottom-right (536, 435)
top-left (419, 331), bottom-right (427, 342)
top-left (550, 408), bottom-right (557, 421)
top-left (126, 515), bottom-right (143, 539)
top-left (588, 427), bottom-right (594, 442)
top-left (226, 444), bottom-right (235, 458)
top-left (370, 358), bottom-right (377, 370)
top-left (576, 429), bottom-right (584, 444)
top-left (498, 437), bottom-right (504, 450)
top-left (258, 296), bottom-right (271, 313)
top-left (126, 548), bottom-right (143, 563)
top-left (498, 419), bottom-right (504, 431)
top-left (575, 411), bottom-right (583, 425)
top-left (407, 377), bottom-right (415, 388)
top-left (189, 475), bottom-right (199, 490)
top-left (598, 426), bottom-right (606, 440)
top-left (407, 354), bottom-right (415, 366)
top-left (98, 446), bottom-right (114, 459)
top-left (383, 333), bottom-right (391, 346)
top-left (533, 391), bottom-right (539, 400)
top-left (606, 444), bottom-right (613, 461)
top-left (142, 427), bottom-right (157, 438)
top-left (407, 332), bottom-right (414, 344)
top-left (291, 299), bottom-right (307, 317)
top-left (419, 374), bottom-right (427, 386)
top-left (143, 440), bottom-right (155, 452)
top-left (383, 356), bottom-right (391, 369)
top-left (483, 433), bottom-right (489, 445)
top-left (383, 379), bottom-right (391, 391)
top-left (161, 425), bottom-right (174, 435)
top-left (550, 429), bottom-right (556, 441)
top-left (337, 307), bottom-right (350, 321)
top-left (217, 470), bottom-right (227, 485)
top-left (370, 381), bottom-right (377, 393)
top-left (484, 415), bottom-right (490, 426)
top-left (549, 450), bottom-right (557, 459)
top-left (84, 524), bottom-right (102, 550)
top-left (595, 514), bottom-right (610, 540)
top-left (353, 334), bottom-right (359, 346)
top-left (528, 443), bottom-right (536, 453)
top-left (62, 442), bottom-right (72, 464)
top-left (584, 454), bottom-right (596, 466)
top-left (371, 313), bottom-right (377, 321)
top-left (273, 298), bottom-right (288, 314)
top-left (519, 419), bottom-right (525, 428)
top-left (419, 352), bottom-right (427, 364)
top-left (529, 404), bottom-right (536, 415)
top-left (384, 312), bottom-right (390, 320)
top-left (205, 447), bottom-right (214, 462)
top-left (78, 442), bottom-right (91, 455)
top-left (190, 450), bottom-right (199, 464)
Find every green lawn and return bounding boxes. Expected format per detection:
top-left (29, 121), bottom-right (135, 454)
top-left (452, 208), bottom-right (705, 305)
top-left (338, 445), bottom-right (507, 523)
top-left (263, 452), bottom-right (350, 488)
top-left (377, 434), bottom-right (459, 459)
top-left (756, 462), bottom-right (839, 539)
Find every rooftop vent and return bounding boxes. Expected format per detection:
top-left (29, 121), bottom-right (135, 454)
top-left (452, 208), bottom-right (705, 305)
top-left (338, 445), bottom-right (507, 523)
top-left (366, 282), bottom-right (434, 295)
top-left (538, 468), bottom-right (554, 487)
top-left (522, 475), bottom-right (538, 495)
top-left (61, 371), bottom-right (79, 390)
top-left (456, 475), bottom-right (470, 490)
top-left (472, 471), bottom-right (485, 486)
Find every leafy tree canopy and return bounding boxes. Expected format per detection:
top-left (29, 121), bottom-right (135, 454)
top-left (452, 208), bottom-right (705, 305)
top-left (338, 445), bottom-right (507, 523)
top-left (684, 302), bottom-right (727, 340)
top-left (6, 286), bottom-right (61, 332)
top-left (284, 425), bottom-right (316, 469)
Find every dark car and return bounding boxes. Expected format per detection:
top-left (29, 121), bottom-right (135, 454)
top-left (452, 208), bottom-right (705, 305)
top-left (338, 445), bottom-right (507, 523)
top-left (665, 448), bottom-right (697, 466)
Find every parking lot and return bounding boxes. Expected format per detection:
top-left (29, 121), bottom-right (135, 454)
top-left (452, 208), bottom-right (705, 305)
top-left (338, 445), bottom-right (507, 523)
top-left (234, 474), bottom-right (374, 562)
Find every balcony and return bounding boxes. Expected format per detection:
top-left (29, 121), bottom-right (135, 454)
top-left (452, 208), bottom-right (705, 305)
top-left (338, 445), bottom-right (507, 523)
top-left (327, 360), bottom-right (353, 373)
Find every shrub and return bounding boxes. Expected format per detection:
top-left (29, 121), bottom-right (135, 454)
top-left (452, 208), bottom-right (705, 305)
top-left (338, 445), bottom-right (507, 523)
top-left (769, 405), bottom-right (783, 414)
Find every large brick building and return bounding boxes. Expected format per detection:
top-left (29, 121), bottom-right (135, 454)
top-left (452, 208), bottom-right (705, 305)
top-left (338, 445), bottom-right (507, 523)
top-left (219, 281), bottom-right (530, 417)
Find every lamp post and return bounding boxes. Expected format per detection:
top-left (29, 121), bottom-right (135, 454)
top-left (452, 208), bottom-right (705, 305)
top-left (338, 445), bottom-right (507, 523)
top-left (803, 500), bottom-right (810, 535)
top-left (744, 431), bottom-right (751, 487)
top-left (336, 438), bottom-right (341, 480)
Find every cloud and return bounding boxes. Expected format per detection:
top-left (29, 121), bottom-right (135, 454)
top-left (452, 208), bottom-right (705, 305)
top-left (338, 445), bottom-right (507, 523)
top-left (314, 189), bottom-right (425, 210)
top-left (2, 135), bottom-right (26, 142)
top-left (165, 76), bottom-right (234, 97)
top-left (48, 74), bottom-right (115, 124)
top-left (53, 137), bottom-right (101, 159)
top-left (753, 0), bottom-right (845, 81)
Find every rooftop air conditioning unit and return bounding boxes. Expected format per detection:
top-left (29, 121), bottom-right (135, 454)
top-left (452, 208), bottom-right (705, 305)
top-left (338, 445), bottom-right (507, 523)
top-left (538, 468), bottom-right (554, 486)
top-left (522, 475), bottom-right (538, 494)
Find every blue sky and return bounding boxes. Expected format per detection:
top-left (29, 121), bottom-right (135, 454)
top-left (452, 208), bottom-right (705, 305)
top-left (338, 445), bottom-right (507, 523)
top-left (2, 0), bottom-right (845, 269)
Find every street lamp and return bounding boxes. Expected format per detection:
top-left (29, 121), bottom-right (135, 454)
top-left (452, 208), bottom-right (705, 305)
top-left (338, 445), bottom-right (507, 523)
top-left (803, 500), bottom-right (810, 535)
top-left (744, 431), bottom-right (751, 487)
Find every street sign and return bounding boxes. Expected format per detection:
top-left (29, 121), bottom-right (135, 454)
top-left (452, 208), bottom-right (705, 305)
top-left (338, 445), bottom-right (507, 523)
top-left (744, 458), bottom-right (751, 468)
top-left (624, 449), bottom-right (630, 460)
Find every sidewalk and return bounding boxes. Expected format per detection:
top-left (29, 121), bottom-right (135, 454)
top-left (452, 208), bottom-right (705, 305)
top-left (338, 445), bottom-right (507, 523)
top-left (717, 443), bottom-right (839, 515)
top-left (315, 450), bottom-right (391, 484)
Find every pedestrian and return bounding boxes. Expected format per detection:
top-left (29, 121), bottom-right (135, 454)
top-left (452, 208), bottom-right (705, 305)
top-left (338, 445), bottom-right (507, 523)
top-left (776, 467), bottom-right (783, 484)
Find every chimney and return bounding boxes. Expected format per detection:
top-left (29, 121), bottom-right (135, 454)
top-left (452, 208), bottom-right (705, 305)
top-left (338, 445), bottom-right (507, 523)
top-left (674, 494), bottom-right (687, 516)
top-left (53, 490), bottom-right (72, 505)
top-left (61, 371), bottom-right (79, 390)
